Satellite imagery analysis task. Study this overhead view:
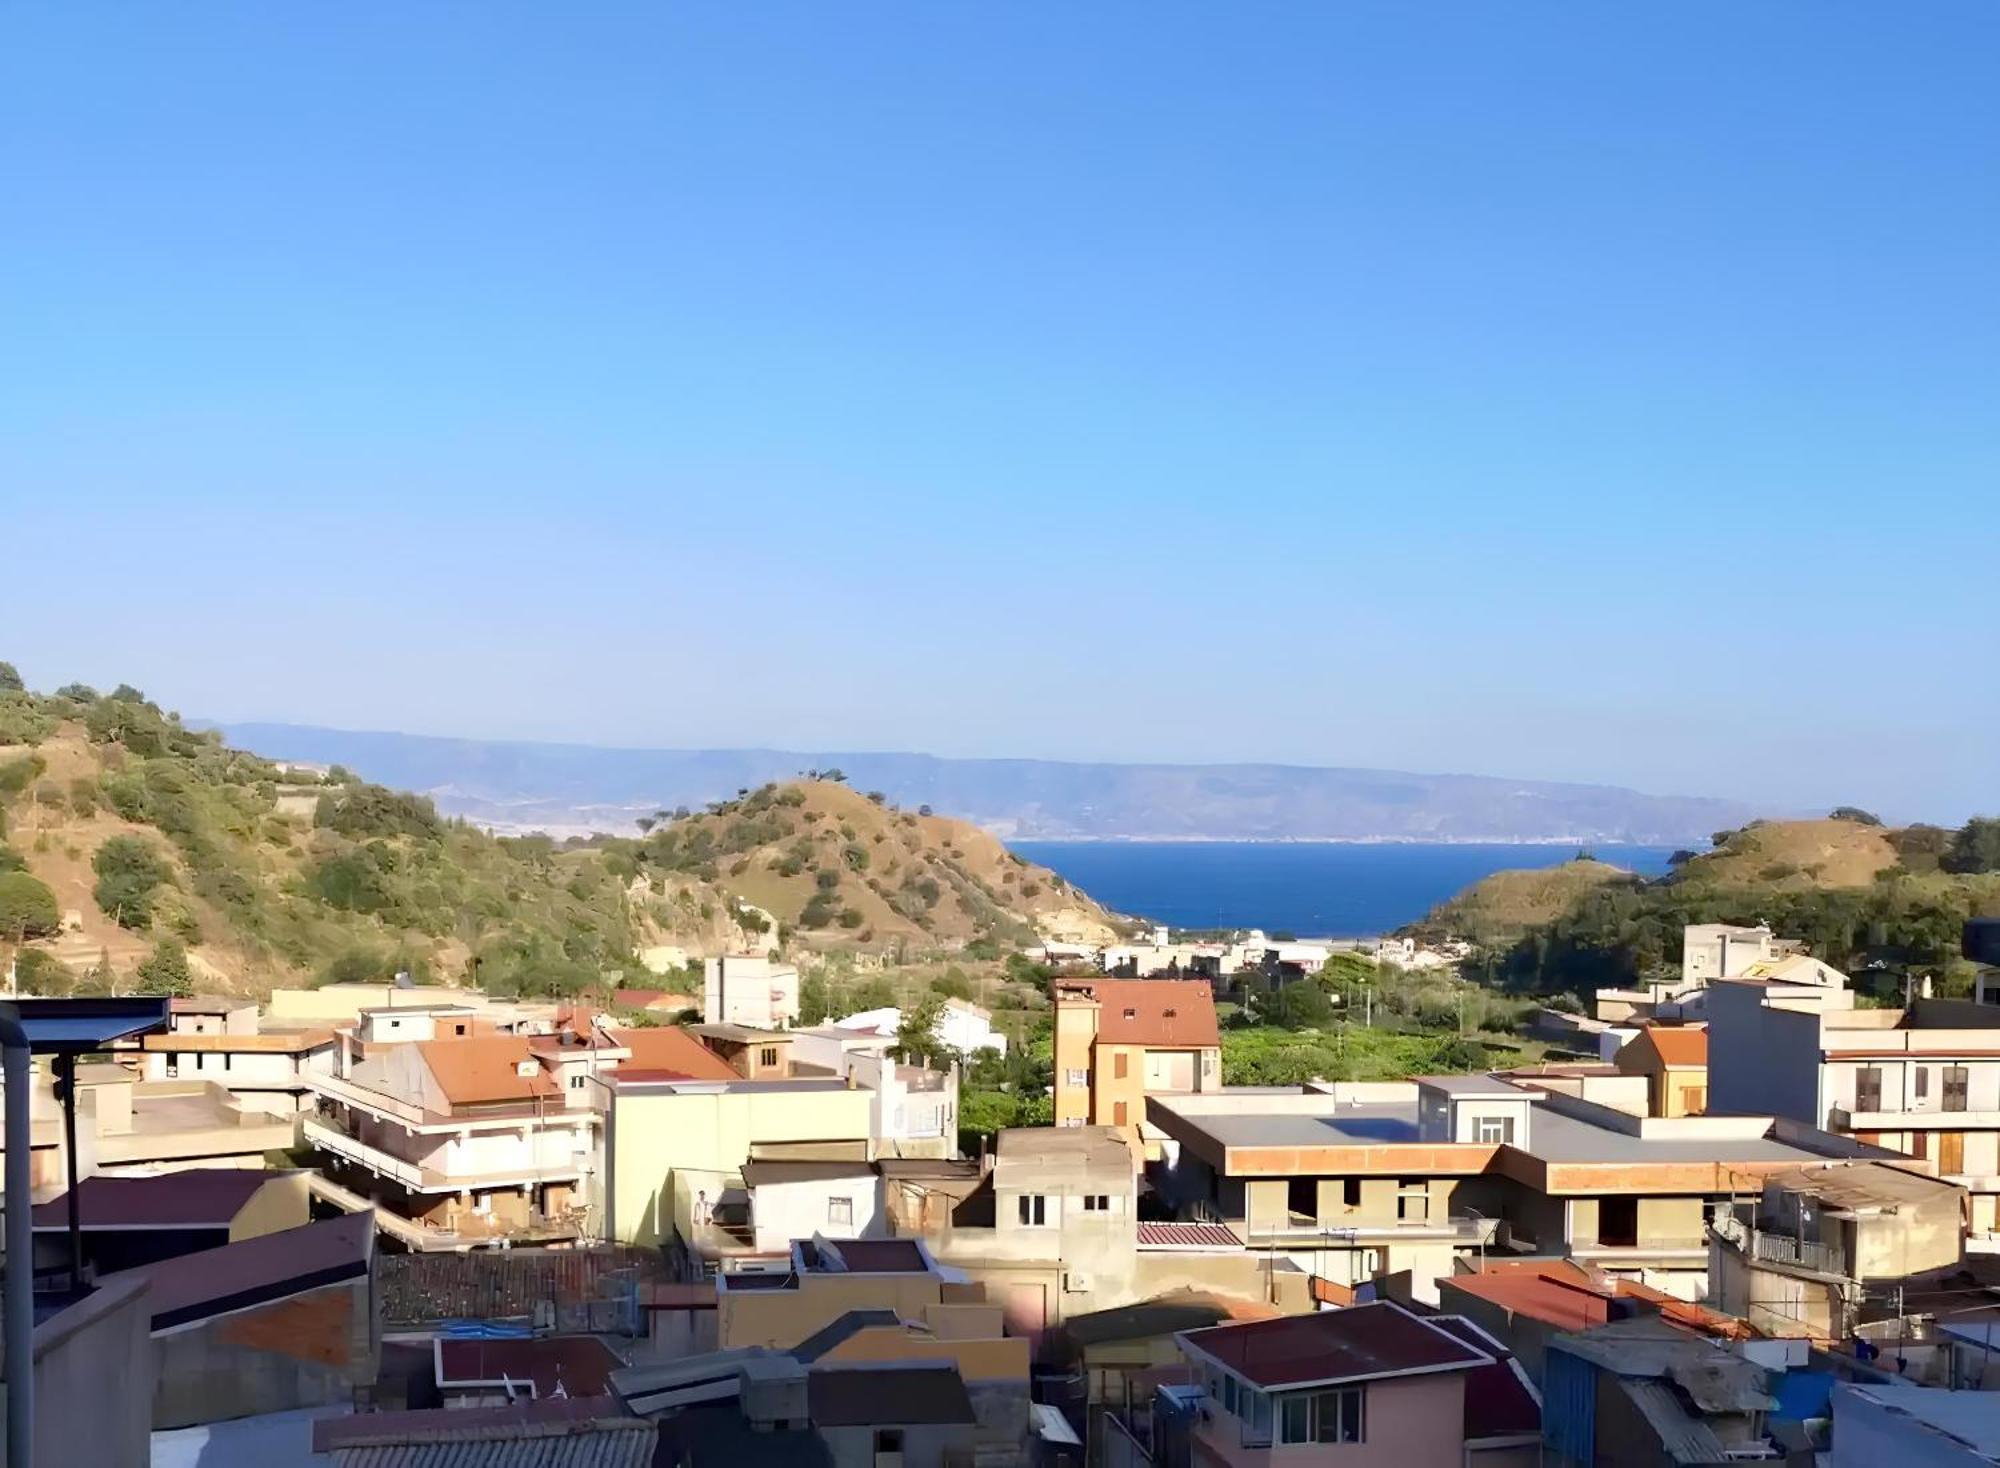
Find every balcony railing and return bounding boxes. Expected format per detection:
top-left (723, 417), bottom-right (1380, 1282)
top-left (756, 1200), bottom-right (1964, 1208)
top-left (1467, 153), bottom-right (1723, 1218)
top-left (1711, 1213), bottom-right (1848, 1277)
top-left (1247, 1213), bottom-right (1500, 1245)
top-left (304, 1115), bottom-right (588, 1194)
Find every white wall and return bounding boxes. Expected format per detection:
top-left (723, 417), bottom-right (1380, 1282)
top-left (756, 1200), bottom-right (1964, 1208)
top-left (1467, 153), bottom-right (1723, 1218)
top-left (751, 1175), bottom-right (885, 1251)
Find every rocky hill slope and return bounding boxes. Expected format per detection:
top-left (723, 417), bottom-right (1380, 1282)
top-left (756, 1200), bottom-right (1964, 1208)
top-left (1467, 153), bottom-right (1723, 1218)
top-left (0, 675), bottom-right (1118, 997)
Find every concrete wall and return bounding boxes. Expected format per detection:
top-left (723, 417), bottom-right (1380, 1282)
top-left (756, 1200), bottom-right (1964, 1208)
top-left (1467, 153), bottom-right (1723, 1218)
top-left (229, 1172), bottom-right (311, 1241)
top-left (150, 1273), bottom-right (378, 1429)
top-left (752, 1174), bottom-right (886, 1251)
top-left (720, 1274), bottom-right (945, 1350)
top-left (1193, 1371), bottom-right (1467, 1467)
top-left (16, 1273), bottom-right (155, 1468)
top-left (605, 1085), bottom-right (875, 1246)
top-left (820, 1421), bottom-right (981, 1468)
top-left (1706, 982), bottom-right (1825, 1122)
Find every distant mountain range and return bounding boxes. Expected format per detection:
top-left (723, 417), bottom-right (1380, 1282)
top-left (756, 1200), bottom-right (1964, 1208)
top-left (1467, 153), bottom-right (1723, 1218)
top-left (213, 722), bottom-right (1759, 844)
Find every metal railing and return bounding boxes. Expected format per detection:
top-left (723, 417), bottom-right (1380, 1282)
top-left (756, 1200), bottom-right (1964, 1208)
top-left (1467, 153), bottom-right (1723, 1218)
top-left (1711, 1213), bottom-right (1847, 1276)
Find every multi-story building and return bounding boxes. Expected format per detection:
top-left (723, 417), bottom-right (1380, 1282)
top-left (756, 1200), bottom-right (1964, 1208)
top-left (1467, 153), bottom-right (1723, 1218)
top-left (1169, 1301), bottom-right (1538, 1468)
top-left (833, 998), bottom-right (1008, 1057)
top-left (1707, 969), bottom-right (2000, 1243)
top-left (1052, 978), bottom-right (1220, 1145)
top-left (1612, 1023), bottom-right (1708, 1117)
top-left (137, 1025), bottom-right (338, 1116)
top-left (702, 954), bottom-right (799, 1029)
top-left (1149, 1073), bottom-right (1897, 1303)
top-left (689, 1022), bottom-right (795, 1078)
top-left (1708, 1160), bottom-right (1963, 1339)
top-left (303, 1032), bottom-right (607, 1249)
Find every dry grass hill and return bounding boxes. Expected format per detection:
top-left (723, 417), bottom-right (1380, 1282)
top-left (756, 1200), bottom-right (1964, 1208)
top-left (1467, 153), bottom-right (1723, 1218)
top-left (612, 777), bottom-right (1123, 957)
top-left (0, 677), bottom-right (1120, 998)
top-left (1411, 857), bottom-right (1641, 946)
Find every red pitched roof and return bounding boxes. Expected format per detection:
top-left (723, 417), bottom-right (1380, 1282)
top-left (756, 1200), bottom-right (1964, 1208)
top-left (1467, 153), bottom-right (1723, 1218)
top-left (1061, 979), bottom-right (1220, 1048)
top-left (610, 1027), bottom-right (738, 1082)
top-left (1428, 1316), bottom-right (1541, 1439)
top-left (437, 1334), bottom-right (623, 1398)
top-left (1641, 1024), bottom-right (1708, 1066)
top-left (419, 1035), bottom-right (559, 1106)
top-left (1179, 1300), bottom-right (1490, 1390)
top-left (1442, 1260), bottom-right (1754, 1340)
top-left (312, 1396), bottom-right (635, 1453)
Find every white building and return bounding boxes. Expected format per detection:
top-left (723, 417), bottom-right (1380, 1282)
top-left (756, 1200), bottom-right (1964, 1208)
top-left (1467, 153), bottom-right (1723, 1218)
top-left (834, 999), bottom-right (1007, 1058)
top-left (740, 1159), bottom-right (886, 1252)
top-left (138, 1027), bottom-right (340, 1116)
top-left (703, 954), bottom-right (799, 1030)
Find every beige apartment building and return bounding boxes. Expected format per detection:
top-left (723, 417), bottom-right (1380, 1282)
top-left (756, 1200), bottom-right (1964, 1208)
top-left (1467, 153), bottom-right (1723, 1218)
top-left (1052, 978), bottom-right (1221, 1145)
top-left (1708, 971), bottom-right (2000, 1243)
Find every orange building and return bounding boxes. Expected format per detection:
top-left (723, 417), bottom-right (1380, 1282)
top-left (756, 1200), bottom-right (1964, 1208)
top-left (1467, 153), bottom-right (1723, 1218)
top-left (1615, 1024), bottom-right (1709, 1117)
top-left (1052, 978), bottom-right (1221, 1146)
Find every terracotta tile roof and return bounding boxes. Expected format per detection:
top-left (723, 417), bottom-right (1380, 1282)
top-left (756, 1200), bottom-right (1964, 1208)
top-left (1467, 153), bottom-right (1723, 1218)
top-left (1060, 979), bottom-right (1220, 1049)
top-left (32, 1169), bottom-right (277, 1230)
top-left (313, 1396), bottom-right (637, 1453)
top-left (419, 1035), bottom-right (559, 1106)
top-left (1180, 1300), bottom-right (1490, 1390)
top-left (609, 1027), bottom-right (738, 1082)
top-left (607, 989), bottom-right (695, 1012)
top-left (1136, 1221), bottom-right (1244, 1251)
top-left (437, 1334), bottom-right (624, 1398)
top-left (1442, 1260), bottom-right (1754, 1340)
top-left (1640, 1024), bottom-right (1708, 1066)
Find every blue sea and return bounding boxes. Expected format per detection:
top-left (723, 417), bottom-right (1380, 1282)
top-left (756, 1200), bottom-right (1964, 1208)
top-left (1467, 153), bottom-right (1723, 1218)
top-left (1007, 841), bottom-right (1678, 936)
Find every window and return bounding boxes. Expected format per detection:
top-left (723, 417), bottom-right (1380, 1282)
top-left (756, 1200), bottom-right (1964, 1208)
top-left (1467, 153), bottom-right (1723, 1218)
top-left (164, 1054), bottom-right (179, 1079)
top-left (1856, 1067), bottom-right (1883, 1112)
top-left (1474, 1115), bottom-right (1514, 1144)
top-left (570, 1074), bottom-right (586, 1090)
top-left (1017, 1194), bottom-right (1048, 1226)
top-left (760, 1046), bottom-right (779, 1068)
top-left (828, 1197), bottom-right (853, 1227)
top-left (1915, 1067), bottom-right (1930, 1101)
top-left (1239, 1385), bottom-right (1272, 1446)
top-left (1114, 1101), bottom-right (1129, 1126)
top-left (874, 1428), bottom-right (903, 1457)
top-left (1598, 1196), bottom-right (1638, 1247)
top-left (1946, 1067), bottom-right (1970, 1113)
top-left (1064, 1068), bottom-right (1089, 1088)
top-left (1342, 1178), bottom-right (1362, 1208)
top-left (454, 1023), bottom-right (467, 1036)
top-left (1082, 1194), bottom-right (1111, 1211)
top-left (1396, 1180), bottom-right (1430, 1222)
top-left (1288, 1178), bottom-right (1317, 1218)
top-left (1683, 1086), bottom-right (1706, 1114)
top-left (1114, 1053), bottom-right (1129, 1079)
top-left (1122, 1007), bottom-right (1137, 1020)
top-left (1280, 1386), bottom-right (1364, 1444)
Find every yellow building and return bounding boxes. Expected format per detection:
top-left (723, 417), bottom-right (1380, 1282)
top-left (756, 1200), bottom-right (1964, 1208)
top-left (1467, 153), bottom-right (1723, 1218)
top-left (596, 1074), bottom-right (874, 1248)
top-left (1615, 1024), bottom-right (1710, 1117)
top-left (1052, 978), bottom-right (1221, 1144)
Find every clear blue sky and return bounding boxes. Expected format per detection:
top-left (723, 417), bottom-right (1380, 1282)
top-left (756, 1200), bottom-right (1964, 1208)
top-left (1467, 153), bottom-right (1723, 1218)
top-left (4, 4), bottom-right (1995, 822)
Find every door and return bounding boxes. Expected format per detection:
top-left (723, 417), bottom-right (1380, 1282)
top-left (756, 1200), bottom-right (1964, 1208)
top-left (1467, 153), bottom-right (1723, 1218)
top-left (1003, 1282), bottom-right (1047, 1352)
top-left (1939, 1132), bottom-right (1966, 1175)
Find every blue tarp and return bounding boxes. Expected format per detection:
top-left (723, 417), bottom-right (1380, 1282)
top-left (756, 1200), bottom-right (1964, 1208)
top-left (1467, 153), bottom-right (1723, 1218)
top-left (1770, 1369), bottom-right (1835, 1423)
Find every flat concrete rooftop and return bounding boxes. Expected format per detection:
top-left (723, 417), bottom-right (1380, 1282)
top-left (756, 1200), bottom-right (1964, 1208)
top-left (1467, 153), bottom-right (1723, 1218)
top-left (1153, 1093), bottom-right (1830, 1167)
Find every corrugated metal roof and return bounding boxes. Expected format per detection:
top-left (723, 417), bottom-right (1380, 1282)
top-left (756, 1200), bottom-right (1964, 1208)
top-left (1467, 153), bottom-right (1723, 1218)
top-left (1136, 1221), bottom-right (1243, 1250)
top-left (1619, 1378), bottom-right (1732, 1465)
top-left (332, 1428), bottom-right (653, 1468)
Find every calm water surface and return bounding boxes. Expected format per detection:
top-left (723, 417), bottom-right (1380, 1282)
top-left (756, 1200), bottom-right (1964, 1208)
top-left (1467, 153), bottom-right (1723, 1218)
top-left (1008, 841), bottom-right (1677, 936)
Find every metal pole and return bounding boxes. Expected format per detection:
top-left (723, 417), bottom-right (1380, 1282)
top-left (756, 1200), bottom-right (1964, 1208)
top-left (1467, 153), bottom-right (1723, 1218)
top-left (53, 1057), bottom-right (80, 1291)
top-left (3, 1023), bottom-right (34, 1468)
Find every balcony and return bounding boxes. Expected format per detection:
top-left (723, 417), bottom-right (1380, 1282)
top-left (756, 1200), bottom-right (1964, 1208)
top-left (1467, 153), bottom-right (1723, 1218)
top-left (1710, 1213), bottom-right (1848, 1277)
top-left (1247, 1213), bottom-right (1501, 1247)
top-left (303, 1115), bottom-right (588, 1194)
top-left (305, 1172), bottom-right (585, 1252)
top-left (305, 1072), bottom-right (601, 1133)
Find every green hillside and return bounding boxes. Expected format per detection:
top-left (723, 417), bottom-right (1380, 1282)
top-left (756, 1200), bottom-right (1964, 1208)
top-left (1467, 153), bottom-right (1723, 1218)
top-left (1425, 811), bottom-right (2000, 1000)
top-left (0, 668), bottom-right (1114, 998)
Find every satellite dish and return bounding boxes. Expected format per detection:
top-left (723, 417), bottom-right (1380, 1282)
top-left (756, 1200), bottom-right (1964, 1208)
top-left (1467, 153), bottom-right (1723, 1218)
top-left (394, 970), bottom-right (414, 989)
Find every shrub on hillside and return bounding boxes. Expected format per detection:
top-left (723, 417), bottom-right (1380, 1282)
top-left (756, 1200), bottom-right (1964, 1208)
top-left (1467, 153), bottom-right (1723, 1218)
top-left (93, 835), bottom-right (173, 930)
top-left (0, 871), bottom-right (60, 939)
top-left (134, 939), bottom-right (194, 997)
